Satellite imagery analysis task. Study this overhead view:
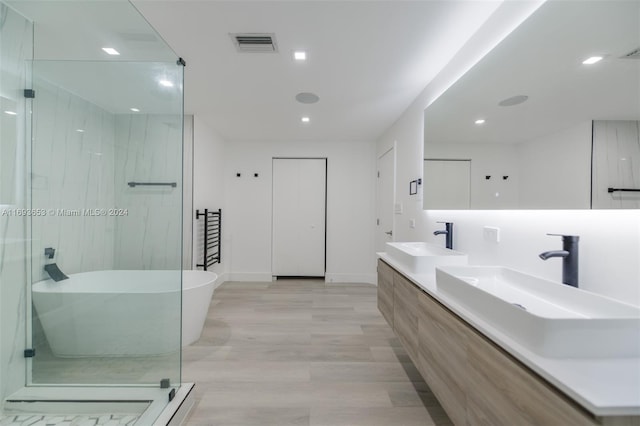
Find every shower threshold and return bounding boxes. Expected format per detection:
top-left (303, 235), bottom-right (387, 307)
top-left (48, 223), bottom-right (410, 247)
top-left (1, 383), bottom-right (195, 425)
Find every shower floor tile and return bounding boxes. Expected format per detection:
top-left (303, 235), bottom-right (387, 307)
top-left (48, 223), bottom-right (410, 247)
top-left (0, 413), bottom-right (139, 426)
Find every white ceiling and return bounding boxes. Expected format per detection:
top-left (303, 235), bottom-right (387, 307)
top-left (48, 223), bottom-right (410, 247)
top-left (130, 0), bottom-right (503, 142)
top-left (12, 1), bottom-right (636, 147)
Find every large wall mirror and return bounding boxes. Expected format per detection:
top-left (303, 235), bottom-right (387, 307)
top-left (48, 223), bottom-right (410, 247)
top-left (423, 0), bottom-right (640, 210)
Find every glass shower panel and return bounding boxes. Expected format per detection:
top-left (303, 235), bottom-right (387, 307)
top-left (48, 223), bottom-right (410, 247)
top-left (29, 59), bottom-right (183, 387)
top-left (0, 2), bottom-right (33, 402)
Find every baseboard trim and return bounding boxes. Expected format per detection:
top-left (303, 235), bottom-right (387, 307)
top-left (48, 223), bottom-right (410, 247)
top-left (325, 273), bottom-right (377, 285)
top-left (221, 272), bottom-right (376, 285)
top-left (225, 272), bottom-right (274, 282)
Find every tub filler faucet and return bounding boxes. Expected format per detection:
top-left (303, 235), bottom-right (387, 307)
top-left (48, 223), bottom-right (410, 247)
top-left (434, 222), bottom-right (454, 250)
top-left (539, 234), bottom-right (579, 287)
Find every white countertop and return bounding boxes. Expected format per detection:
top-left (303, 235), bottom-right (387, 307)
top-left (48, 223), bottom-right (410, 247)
top-left (377, 253), bottom-right (640, 417)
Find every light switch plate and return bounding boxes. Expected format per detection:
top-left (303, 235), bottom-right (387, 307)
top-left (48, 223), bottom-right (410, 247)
top-left (483, 226), bottom-right (500, 243)
top-left (409, 219), bottom-right (416, 228)
top-left (394, 203), bottom-right (403, 214)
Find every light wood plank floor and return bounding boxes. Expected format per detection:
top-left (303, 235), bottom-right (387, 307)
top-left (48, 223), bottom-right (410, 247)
top-left (182, 279), bottom-right (452, 426)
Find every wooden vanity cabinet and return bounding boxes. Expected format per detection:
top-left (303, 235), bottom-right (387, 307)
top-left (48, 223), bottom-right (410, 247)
top-left (392, 273), bottom-right (420, 363)
top-left (465, 327), bottom-right (597, 426)
top-left (417, 288), bottom-right (469, 426)
top-left (377, 259), bottom-right (394, 328)
top-left (377, 259), bottom-right (636, 426)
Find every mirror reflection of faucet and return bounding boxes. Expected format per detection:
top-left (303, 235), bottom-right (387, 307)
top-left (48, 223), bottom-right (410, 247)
top-left (539, 234), bottom-right (579, 287)
top-left (434, 222), bottom-right (454, 250)
top-left (43, 247), bottom-right (68, 282)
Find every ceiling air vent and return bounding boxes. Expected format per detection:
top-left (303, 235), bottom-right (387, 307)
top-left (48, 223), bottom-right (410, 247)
top-left (621, 47), bottom-right (640, 59)
top-left (231, 33), bottom-right (278, 53)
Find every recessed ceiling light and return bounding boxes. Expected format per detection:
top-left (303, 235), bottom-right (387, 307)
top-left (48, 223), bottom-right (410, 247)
top-left (294, 51), bottom-right (307, 61)
top-left (102, 47), bottom-right (120, 56)
top-left (301, 116), bottom-right (310, 123)
top-left (130, 108), bottom-right (140, 112)
top-left (159, 80), bottom-right (174, 87)
top-left (76, 129), bottom-right (84, 133)
top-left (475, 119), bottom-right (485, 125)
top-left (582, 56), bottom-right (603, 65)
top-left (4, 111), bottom-right (16, 115)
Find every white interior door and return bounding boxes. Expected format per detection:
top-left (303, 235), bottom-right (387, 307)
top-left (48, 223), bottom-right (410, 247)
top-left (423, 159), bottom-right (471, 209)
top-left (376, 148), bottom-right (395, 253)
top-left (272, 158), bottom-right (326, 277)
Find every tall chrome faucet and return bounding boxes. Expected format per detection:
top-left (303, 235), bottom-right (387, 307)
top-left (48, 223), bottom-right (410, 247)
top-left (434, 222), bottom-right (453, 250)
top-left (539, 234), bottom-right (579, 287)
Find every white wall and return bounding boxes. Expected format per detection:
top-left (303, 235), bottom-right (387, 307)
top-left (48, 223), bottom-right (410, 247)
top-left (376, 0), bottom-right (640, 306)
top-left (517, 121), bottom-right (592, 209)
top-left (224, 140), bottom-right (377, 283)
top-left (192, 116), bottom-right (226, 281)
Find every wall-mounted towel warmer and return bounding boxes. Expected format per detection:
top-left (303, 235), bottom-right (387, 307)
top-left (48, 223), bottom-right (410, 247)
top-left (196, 209), bottom-right (221, 270)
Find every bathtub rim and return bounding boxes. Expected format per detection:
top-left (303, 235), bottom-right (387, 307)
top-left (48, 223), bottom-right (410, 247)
top-left (32, 270), bottom-right (218, 294)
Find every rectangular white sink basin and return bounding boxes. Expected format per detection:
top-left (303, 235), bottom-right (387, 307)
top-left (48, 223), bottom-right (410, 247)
top-left (385, 242), bottom-right (467, 274)
top-left (436, 266), bottom-right (640, 358)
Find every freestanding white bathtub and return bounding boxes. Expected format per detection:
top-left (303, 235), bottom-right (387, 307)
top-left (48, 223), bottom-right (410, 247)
top-left (32, 270), bottom-right (217, 357)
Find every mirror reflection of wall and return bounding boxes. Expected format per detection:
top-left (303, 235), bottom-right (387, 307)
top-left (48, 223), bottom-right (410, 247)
top-left (423, 0), bottom-right (639, 210)
top-left (592, 120), bottom-right (640, 209)
top-left (423, 160), bottom-right (471, 209)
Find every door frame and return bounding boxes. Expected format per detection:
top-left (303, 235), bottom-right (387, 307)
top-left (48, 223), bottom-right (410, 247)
top-left (376, 146), bottom-right (396, 254)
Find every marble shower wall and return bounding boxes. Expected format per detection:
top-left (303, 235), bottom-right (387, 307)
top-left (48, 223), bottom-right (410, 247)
top-left (0, 3), bottom-right (32, 401)
top-left (113, 114), bottom-right (183, 270)
top-left (30, 76), bottom-right (116, 282)
top-left (592, 120), bottom-right (640, 209)
top-left (30, 87), bottom-right (185, 275)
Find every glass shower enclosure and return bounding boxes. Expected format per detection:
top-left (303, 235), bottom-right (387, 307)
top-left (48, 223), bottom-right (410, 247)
top-left (1, 1), bottom-right (185, 424)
